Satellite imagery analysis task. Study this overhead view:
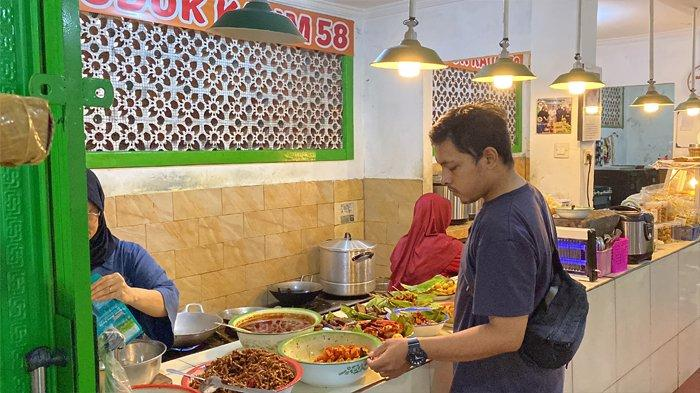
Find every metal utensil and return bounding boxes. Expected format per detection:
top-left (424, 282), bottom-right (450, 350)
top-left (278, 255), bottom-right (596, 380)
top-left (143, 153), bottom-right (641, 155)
top-left (267, 277), bottom-right (323, 306)
top-left (114, 339), bottom-right (167, 385)
top-left (165, 369), bottom-right (273, 393)
top-left (173, 303), bottom-right (223, 348)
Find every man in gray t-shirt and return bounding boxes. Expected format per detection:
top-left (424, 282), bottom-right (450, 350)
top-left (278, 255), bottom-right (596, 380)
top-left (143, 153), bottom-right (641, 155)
top-left (368, 103), bottom-right (564, 392)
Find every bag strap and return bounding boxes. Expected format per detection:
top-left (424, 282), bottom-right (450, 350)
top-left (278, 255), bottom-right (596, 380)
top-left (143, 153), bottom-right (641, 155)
top-left (542, 206), bottom-right (564, 307)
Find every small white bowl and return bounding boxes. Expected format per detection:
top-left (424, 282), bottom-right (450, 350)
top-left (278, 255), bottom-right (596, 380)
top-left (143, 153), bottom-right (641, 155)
top-left (278, 330), bottom-right (381, 387)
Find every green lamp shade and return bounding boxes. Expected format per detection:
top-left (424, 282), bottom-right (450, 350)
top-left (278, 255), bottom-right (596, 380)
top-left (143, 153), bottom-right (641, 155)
top-left (630, 86), bottom-right (674, 107)
top-left (209, 1), bottom-right (304, 45)
top-left (472, 57), bottom-right (536, 82)
top-left (675, 92), bottom-right (700, 112)
top-left (371, 39), bottom-right (447, 70)
top-left (550, 67), bottom-right (605, 90)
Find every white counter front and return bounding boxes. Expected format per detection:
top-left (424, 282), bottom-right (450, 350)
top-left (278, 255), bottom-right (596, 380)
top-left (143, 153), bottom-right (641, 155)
top-left (161, 240), bottom-right (700, 393)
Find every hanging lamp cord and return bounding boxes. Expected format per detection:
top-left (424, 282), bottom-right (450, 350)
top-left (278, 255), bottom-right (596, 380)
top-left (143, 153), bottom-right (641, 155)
top-left (499, 0), bottom-right (510, 56)
top-left (403, 0), bottom-right (419, 36)
top-left (648, 0), bottom-right (655, 85)
top-left (693, 7), bottom-right (697, 93)
top-left (574, 0), bottom-right (582, 64)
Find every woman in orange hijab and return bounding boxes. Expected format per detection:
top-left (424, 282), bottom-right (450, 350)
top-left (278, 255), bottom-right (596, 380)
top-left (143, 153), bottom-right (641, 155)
top-left (388, 193), bottom-right (463, 290)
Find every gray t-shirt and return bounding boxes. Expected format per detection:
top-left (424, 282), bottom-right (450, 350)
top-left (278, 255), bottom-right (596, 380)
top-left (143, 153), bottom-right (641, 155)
top-left (451, 184), bottom-right (564, 393)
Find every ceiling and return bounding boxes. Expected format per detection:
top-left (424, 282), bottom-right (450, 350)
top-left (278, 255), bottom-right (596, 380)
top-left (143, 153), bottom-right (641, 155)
top-left (322, 0), bottom-right (699, 40)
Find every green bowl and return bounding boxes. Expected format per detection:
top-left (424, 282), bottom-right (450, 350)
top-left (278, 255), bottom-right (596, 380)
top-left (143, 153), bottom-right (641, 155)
top-left (278, 330), bottom-right (382, 387)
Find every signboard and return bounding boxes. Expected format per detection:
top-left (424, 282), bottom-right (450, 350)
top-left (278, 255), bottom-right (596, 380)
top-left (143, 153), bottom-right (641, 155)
top-left (446, 52), bottom-right (528, 72)
top-left (579, 89), bottom-right (602, 142)
top-left (79, 0), bottom-right (355, 56)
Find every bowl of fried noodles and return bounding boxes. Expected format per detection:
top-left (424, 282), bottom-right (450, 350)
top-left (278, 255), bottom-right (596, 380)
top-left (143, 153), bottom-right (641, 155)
top-left (277, 330), bottom-right (381, 387)
top-left (181, 348), bottom-right (302, 393)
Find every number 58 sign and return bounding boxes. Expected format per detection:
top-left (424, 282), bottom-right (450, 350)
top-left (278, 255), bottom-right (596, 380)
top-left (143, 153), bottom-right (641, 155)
top-left (79, 0), bottom-right (355, 56)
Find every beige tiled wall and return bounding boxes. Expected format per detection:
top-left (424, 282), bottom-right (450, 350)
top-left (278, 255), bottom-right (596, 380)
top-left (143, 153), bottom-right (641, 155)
top-left (103, 180), bottom-right (364, 312)
top-left (363, 179), bottom-right (425, 279)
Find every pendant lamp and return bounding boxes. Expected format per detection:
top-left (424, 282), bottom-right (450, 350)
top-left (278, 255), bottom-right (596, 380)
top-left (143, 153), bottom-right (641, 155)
top-left (675, 7), bottom-right (700, 117)
top-left (550, 0), bottom-right (605, 95)
top-left (371, 0), bottom-right (446, 78)
top-left (473, 0), bottom-right (536, 89)
top-left (209, 0), bottom-right (304, 45)
top-left (631, 0), bottom-right (674, 113)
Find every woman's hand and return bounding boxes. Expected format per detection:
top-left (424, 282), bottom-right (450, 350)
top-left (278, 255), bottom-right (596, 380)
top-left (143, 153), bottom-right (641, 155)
top-left (91, 273), bottom-right (134, 304)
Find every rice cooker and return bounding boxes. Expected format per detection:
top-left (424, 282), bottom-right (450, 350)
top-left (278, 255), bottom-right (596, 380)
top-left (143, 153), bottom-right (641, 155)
top-left (610, 206), bottom-right (655, 263)
top-left (319, 233), bottom-right (376, 296)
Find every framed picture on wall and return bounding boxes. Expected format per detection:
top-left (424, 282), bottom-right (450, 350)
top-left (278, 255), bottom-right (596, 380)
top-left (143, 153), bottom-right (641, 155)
top-left (536, 97), bottom-right (572, 134)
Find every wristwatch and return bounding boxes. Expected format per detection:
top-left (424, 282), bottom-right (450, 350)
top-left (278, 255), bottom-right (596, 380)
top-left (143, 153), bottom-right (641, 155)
top-left (406, 337), bottom-right (428, 366)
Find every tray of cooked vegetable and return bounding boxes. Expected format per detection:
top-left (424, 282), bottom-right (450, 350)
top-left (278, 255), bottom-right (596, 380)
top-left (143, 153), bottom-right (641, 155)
top-left (401, 275), bottom-right (457, 300)
top-left (181, 348), bottom-right (303, 393)
top-left (387, 307), bottom-right (450, 337)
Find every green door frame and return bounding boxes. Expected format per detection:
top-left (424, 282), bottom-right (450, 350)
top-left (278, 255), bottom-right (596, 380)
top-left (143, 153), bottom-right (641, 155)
top-left (0, 0), bottom-right (96, 392)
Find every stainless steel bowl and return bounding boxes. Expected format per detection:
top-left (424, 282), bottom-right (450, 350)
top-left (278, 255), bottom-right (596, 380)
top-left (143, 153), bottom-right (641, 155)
top-left (114, 339), bottom-right (167, 385)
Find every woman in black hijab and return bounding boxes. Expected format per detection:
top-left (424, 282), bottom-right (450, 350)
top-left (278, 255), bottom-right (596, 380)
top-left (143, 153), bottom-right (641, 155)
top-left (88, 170), bottom-right (179, 347)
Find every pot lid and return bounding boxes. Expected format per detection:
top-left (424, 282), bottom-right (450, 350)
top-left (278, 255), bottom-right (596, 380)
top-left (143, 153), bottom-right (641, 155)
top-left (320, 232), bottom-right (376, 252)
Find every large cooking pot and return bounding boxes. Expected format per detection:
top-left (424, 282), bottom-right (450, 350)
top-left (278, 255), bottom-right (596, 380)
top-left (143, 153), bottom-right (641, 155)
top-left (269, 278), bottom-right (323, 306)
top-left (172, 303), bottom-right (222, 348)
top-left (319, 233), bottom-right (376, 296)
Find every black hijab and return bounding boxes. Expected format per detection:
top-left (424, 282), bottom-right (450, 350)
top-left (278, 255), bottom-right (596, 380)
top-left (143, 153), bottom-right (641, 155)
top-left (87, 169), bottom-right (119, 269)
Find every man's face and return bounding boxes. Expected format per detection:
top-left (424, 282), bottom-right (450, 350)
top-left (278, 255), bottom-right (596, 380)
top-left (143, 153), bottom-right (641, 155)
top-left (434, 139), bottom-right (487, 204)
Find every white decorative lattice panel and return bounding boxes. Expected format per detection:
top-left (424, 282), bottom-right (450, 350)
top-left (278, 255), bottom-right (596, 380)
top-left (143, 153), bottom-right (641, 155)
top-left (80, 13), bottom-right (344, 152)
top-left (601, 86), bottom-right (624, 129)
top-left (432, 67), bottom-right (518, 146)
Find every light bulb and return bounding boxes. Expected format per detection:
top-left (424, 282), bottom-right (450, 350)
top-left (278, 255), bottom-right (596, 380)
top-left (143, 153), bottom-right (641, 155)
top-left (568, 82), bottom-right (586, 95)
top-left (690, 177), bottom-right (698, 189)
top-left (643, 103), bottom-right (660, 113)
top-left (687, 107), bottom-right (700, 117)
top-left (493, 75), bottom-right (513, 89)
top-left (397, 62), bottom-right (421, 78)
top-left (585, 106), bottom-right (599, 115)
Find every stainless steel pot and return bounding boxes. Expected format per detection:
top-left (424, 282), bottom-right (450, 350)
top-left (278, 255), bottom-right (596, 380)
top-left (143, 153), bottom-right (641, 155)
top-left (433, 185), bottom-right (481, 220)
top-left (319, 233), bottom-right (376, 296)
top-left (172, 303), bottom-right (222, 348)
top-left (114, 339), bottom-right (167, 385)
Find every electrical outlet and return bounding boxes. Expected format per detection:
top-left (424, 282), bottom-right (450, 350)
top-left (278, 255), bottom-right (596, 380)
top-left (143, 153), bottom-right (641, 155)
top-left (582, 149), bottom-right (593, 165)
top-left (554, 143), bottom-right (570, 159)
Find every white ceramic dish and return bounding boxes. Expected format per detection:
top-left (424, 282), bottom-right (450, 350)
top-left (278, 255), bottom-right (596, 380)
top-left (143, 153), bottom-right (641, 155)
top-left (278, 330), bottom-right (381, 387)
top-left (230, 308), bottom-right (321, 351)
top-left (556, 207), bottom-right (593, 220)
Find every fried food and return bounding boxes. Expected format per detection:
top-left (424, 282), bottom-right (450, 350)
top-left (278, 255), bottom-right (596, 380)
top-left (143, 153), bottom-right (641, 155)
top-left (313, 345), bottom-right (369, 363)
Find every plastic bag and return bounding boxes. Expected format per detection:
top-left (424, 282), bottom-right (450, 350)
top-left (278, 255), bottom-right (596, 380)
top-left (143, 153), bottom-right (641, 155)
top-left (0, 94), bottom-right (53, 166)
top-left (98, 331), bottom-right (132, 393)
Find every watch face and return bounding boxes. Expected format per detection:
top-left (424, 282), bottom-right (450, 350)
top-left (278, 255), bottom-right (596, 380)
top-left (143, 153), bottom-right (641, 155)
top-left (408, 348), bottom-right (428, 366)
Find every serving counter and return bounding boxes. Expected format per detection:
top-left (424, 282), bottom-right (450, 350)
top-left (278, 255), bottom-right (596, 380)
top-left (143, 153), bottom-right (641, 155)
top-left (161, 240), bottom-right (699, 393)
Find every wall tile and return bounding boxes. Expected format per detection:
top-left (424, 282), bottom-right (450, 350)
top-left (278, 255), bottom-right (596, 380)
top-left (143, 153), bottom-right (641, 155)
top-left (616, 357), bottom-right (650, 393)
top-left (678, 319), bottom-right (700, 385)
top-left (228, 287), bottom-right (270, 307)
top-left (284, 205), bottom-right (318, 231)
top-left (300, 181), bottom-right (333, 205)
top-left (174, 243), bottom-right (224, 278)
top-left (243, 209), bottom-right (284, 237)
top-left (104, 197), bottom-right (117, 228)
top-left (172, 189), bottom-right (222, 220)
top-left (364, 179), bottom-right (422, 203)
top-left (572, 282), bottom-right (617, 393)
top-left (650, 337), bottom-right (678, 393)
top-left (365, 199), bottom-right (399, 223)
top-left (152, 250), bottom-right (177, 279)
top-left (301, 226), bottom-right (334, 252)
top-left (374, 244), bottom-right (394, 266)
top-left (334, 179), bottom-right (363, 202)
top-left (265, 231), bottom-right (302, 260)
top-left (111, 225), bottom-right (146, 246)
top-left (200, 296), bottom-right (228, 313)
top-left (678, 243), bottom-right (700, 330)
top-left (198, 214), bottom-right (244, 245)
top-left (223, 237), bottom-right (265, 267)
top-left (201, 267), bottom-right (246, 300)
top-left (375, 264), bottom-right (391, 279)
top-left (146, 220), bottom-right (198, 252)
top-left (222, 185), bottom-right (264, 214)
top-left (334, 222), bottom-right (364, 240)
top-left (398, 201), bottom-right (415, 225)
top-left (245, 261), bottom-right (282, 290)
top-left (615, 266), bottom-right (651, 378)
top-left (264, 183), bottom-right (301, 209)
top-left (116, 193), bottom-right (173, 226)
top-left (365, 222), bottom-right (388, 244)
top-left (317, 203), bottom-right (334, 227)
top-left (387, 221), bottom-right (410, 244)
top-left (650, 253), bottom-right (679, 351)
top-left (174, 275), bottom-right (202, 309)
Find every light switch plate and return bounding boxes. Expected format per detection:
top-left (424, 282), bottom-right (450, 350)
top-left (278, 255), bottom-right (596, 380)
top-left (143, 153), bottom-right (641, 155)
top-left (336, 201), bottom-right (356, 224)
top-left (554, 143), bottom-right (570, 159)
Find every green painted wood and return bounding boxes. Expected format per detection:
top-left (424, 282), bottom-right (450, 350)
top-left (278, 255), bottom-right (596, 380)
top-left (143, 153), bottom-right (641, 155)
top-left (513, 81), bottom-right (524, 154)
top-left (87, 55), bottom-right (356, 168)
top-left (0, 1), bottom-right (57, 392)
top-left (42, 0), bottom-right (96, 391)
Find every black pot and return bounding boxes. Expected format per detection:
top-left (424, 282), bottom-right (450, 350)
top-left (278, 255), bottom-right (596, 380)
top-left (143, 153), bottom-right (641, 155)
top-left (268, 281), bottom-right (323, 306)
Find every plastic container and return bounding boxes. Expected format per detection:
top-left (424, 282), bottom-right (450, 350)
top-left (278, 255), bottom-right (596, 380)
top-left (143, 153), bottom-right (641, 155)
top-left (654, 220), bottom-right (684, 244)
top-left (672, 225), bottom-right (700, 241)
top-left (596, 248), bottom-right (612, 277)
top-left (610, 238), bottom-right (629, 274)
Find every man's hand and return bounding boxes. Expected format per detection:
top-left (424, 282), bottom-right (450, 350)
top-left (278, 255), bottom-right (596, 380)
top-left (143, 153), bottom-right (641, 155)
top-left (91, 273), bottom-right (134, 304)
top-left (367, 338), bottom-right (412, 379)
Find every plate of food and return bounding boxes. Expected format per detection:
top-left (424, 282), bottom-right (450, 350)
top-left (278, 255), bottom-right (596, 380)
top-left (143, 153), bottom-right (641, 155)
top-left (387, 307), bottom-right (449, 337)
top-left (402, 275), bottom-right (457, 301)
top-left (181, 348), bottom-right (302, 393)
top-left (436, 301), bottom-right (455, 329)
